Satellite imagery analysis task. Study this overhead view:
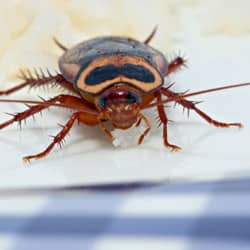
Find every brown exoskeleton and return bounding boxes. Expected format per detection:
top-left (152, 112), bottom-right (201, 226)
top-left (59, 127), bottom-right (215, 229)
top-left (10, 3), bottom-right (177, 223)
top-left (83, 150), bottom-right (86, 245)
top-left (0, 27), bottom-right (249, 162)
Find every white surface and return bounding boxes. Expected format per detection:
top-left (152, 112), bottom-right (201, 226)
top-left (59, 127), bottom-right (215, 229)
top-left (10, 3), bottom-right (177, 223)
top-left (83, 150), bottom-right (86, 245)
top-left (0, 35), bottom-right (250, 189)
top-left (0, 1), bottom-right (250, 189)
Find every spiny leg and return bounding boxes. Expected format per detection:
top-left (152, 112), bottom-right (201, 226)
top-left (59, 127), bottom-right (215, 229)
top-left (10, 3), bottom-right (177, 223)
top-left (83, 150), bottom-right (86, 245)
top-left (136, 113), bottom-right (151, 145)
top-left (0, 81), bottom-right (29, 96)
top-left (144, 25), bottom-right (158, 44)
top-left (156, 93), bottom-right (181, 151)
top-left (0, 94), bottom-right (89, 130)
top-left (166, 56), bottom-right (187, 76)
top-left (23, 112), bottom-right (81, 163)
top-left (26, 69), bottom-right (79, 95)
top-left (161, 88), bottom-right (243, 128)
top-left (53, 37), bottom-right (68, 51)
top-left (0, 69), bottom-right (79, 96)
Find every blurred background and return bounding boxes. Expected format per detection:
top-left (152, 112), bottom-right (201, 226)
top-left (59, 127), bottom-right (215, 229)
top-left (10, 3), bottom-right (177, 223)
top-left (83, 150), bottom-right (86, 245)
top-left (1, 0), bottom-right (250, 83)
top-left (0, 0), bottom-right (250, 250)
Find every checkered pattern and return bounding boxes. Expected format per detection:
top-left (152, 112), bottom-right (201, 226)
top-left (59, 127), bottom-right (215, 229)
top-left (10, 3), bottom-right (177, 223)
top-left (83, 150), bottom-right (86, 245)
top-left (0, 178), bottom-right (249, 250)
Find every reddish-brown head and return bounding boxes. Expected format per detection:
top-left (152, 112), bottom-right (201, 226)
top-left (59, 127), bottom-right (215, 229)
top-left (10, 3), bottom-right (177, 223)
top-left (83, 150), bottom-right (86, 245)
top-left (97, 87), bottom-right (141, 129)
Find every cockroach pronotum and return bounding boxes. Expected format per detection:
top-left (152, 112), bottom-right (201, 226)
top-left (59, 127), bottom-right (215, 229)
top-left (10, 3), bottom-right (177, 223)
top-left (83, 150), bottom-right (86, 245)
top-left (0, 27), bottom-right (250, 163)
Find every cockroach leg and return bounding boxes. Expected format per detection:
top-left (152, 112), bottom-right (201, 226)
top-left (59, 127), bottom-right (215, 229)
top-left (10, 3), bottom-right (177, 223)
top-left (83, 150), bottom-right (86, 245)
top-left (0, 95), bottom-right (88, 130)
top-left (161, 88), bottom-right (243, 128)
top-left (137, 113), bottom-right (151, 145)
top-left (156, 93), bottom-right (182, 151)
top-left (23, 112), bottom-right (81, 163)
top-left (25, 69), bottom-right (80, 95)
top-left (53, 37), bottom-right (68, 51)
top-left (135, 117), bottom-right (142, 127)
top-left (99, 122), bottom-right (114, 140)
top-left (0, 82), bottom-right (30, 96)
top-left (144, 25), bottom-right (158, 45)
top-left (166, 56), bottom-right (187, 76)
top-left (0, 70), bottom-right (79, 96)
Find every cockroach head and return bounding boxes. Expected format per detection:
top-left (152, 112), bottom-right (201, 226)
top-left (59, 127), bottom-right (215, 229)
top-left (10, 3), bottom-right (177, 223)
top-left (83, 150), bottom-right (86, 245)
top-left (97, 87), bottom-right (141, 129)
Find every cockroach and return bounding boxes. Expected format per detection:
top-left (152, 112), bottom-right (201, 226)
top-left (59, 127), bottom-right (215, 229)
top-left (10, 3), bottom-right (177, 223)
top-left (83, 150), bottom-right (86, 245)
top-left (0, 27), bottom-right (250, 163)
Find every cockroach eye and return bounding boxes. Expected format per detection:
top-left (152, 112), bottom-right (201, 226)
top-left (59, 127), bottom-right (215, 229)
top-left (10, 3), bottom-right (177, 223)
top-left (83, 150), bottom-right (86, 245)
top-left (125, 91), bottom-right (141, 104)
top-left (98, 95), bottom-right (107, 108)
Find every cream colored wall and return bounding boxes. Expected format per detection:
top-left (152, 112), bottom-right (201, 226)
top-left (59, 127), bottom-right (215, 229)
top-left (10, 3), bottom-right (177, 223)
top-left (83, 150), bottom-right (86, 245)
top-left (0, 0), bottom-right (249, 86)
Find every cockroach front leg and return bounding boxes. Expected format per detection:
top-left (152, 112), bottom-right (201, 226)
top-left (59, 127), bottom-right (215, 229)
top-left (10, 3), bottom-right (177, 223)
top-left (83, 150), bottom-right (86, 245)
top-left (161, 88), bottom-right (243, 128)
top-left (136, 113), bottom-right (151, 145)
top-left (156, 93), bottom-right (181, 151)
top-left (23, 112), bottom-right (81, 163)
top-left (99, 121), bottom-right (114, 140)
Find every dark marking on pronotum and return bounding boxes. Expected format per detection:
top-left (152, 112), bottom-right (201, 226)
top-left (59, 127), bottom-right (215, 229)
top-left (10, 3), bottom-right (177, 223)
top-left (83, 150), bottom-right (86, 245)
top-left (85, 64), bottom-right (118, 85)
top-left (85, 64), bottom-right (155, 85)
top-left (123, 64), bottom-right (155, 83)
